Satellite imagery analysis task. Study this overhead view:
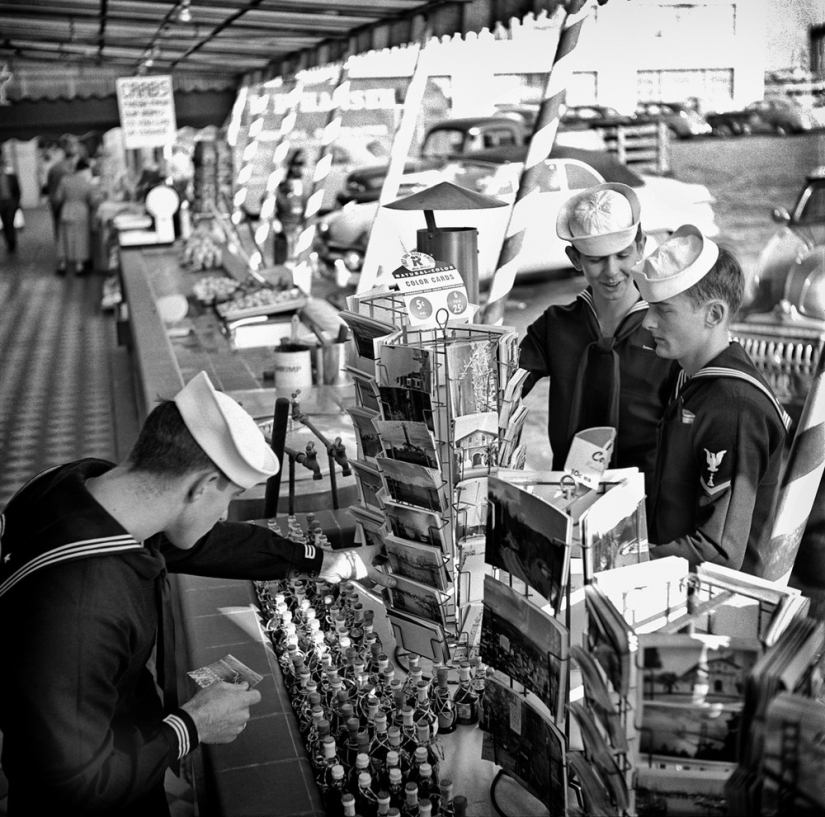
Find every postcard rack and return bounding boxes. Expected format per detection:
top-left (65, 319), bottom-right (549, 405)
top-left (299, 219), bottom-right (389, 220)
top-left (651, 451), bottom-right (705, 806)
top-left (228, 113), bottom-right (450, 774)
top-left (340, 291), bottom-right (525, 665)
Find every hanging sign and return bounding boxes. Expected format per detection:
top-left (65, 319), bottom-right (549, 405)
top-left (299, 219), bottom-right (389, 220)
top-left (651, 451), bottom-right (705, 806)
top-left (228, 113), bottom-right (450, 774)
top-left (116, 75), bottom-right (177, 149)
top-left (392, 251), bottom-right (471, 327)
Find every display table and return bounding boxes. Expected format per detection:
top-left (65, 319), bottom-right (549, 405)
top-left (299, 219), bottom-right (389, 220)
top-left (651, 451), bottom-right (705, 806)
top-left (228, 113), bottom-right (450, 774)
top-left (117, 244), bottom-right (548, 817)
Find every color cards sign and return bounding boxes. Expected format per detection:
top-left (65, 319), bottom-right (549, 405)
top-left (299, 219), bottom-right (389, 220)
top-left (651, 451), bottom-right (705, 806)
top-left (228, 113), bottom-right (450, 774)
top-left (116, 75), bottom-right (177, 149)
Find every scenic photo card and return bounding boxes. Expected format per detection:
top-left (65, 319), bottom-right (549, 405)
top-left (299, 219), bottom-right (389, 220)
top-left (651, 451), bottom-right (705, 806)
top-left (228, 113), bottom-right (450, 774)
top-left (387, 573), bottom-right (448, 626)
top-left (376, 456), bottom-right (449, 513)
top-left (349, 459), bottom-right (385, 512)
top-left (378, 385), bottom-right (434, 432)
top-left (445, 338), bottom-right (499, 417)
top-left (384, 534), bottom-right (451, 591)
top-left (347, 406), bottom-right (382, 464)
top-left (455, 476), bottom-right (488, 544)
top-left (374, 418), bottom-right (441, 470)
top-left (486, 476), bottom-right (572, 614)
top-left (382, 498), bottom-right (450, 551)
top-left (480, 574), bottom-right (569, 724)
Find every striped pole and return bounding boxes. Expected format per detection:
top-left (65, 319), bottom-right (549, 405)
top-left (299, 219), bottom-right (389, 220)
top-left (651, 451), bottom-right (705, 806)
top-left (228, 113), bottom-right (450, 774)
top-left (291, 59), bottom-right (352, 294)
top-left (231, 84), bottom-right (270, 223)
top-left (763, 349), bottom-right (825, 584)
top-left (251, 79), bottom-right (304, 271)
top-left (483, 0), bottom-right (594, 326)
top-left (357, 38), bottom-right (431, 295)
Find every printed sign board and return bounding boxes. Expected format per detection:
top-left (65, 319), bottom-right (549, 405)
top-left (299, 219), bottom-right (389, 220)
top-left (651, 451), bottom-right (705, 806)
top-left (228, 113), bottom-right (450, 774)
top-left (116, 75), bottom-right (177, 149)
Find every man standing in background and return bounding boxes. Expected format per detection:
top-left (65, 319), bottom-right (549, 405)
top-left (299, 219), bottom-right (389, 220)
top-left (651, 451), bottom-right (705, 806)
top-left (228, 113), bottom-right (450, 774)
top-left (0, 149), bottom-right (21, 254)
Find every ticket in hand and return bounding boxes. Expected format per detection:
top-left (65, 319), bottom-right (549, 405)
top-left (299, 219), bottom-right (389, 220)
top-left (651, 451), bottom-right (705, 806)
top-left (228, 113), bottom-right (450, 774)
top-left (188, 654), bottom-right (264, 689)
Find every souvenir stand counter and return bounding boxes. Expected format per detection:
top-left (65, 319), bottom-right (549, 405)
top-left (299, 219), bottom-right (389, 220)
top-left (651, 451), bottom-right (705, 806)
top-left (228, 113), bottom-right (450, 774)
top-left (116, 241), bottom-right (550, 817)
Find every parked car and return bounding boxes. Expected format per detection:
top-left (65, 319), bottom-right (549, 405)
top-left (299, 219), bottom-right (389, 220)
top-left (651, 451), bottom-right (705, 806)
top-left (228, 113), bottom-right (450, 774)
top-left (745, 166), bottom-right (825, 314)
top-left (314, 144), bottom-right (718, 287)
top-left (708, 97), bottom-right (817, 137)
top-left (338, 116), bottom-right (530, 205)
top-left (731, 167), bottom-right (825, 423)
top-left (635, 101), bottom-right (711, 138)
top-left (559, 104), bottom-right (637, 132)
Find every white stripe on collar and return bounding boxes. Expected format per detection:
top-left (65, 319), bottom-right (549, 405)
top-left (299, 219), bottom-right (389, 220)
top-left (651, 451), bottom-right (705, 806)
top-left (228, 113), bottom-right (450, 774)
top-left (0, 535), bottom-right (143, 599)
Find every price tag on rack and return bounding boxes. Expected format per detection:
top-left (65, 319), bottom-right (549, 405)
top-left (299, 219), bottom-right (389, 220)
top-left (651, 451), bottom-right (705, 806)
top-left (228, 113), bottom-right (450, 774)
top-left (391, 251), bottom-right (471, 326)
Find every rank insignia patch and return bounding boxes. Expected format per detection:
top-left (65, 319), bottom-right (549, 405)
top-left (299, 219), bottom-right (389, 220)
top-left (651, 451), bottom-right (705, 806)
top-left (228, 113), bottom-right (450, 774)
top-left (701, 448), bottom-right (730, 496)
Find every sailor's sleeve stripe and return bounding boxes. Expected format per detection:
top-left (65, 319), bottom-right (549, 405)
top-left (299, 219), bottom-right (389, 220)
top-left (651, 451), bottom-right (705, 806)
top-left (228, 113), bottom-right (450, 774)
top-left (163, 711), bottom-right (199, 759)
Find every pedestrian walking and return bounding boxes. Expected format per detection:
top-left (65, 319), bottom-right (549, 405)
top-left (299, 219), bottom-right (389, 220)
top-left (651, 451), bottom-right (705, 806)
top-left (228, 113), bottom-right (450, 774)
top-left (0, 156), bottom-right (22, 254)
top-left (54, 158), bottom-right (99, 276)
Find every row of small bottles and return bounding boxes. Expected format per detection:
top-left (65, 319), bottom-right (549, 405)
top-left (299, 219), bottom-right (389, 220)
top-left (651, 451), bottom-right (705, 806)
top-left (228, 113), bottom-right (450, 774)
top-left (253, 527), bottom-right (486, 816)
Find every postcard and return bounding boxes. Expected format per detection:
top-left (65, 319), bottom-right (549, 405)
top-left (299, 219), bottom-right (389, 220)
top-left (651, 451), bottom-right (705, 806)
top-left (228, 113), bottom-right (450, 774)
top-left (635, 767), bottom-right (729, 817)
top-left (347, 367), bottom-right (381, 413)
top-left (580, 474), bottom-right (649, 582)
top-left (499, 366), bottom-right (530, 429)
top-left (384, 534), bottom-right (450, 591)
top-left (378, 385), bottom-right (434, 432)
top-left (498, 404), bottom-right (528, 467)
top-left (584, 581), bottom-right (634, 698)
top-left (480, 674), bottom-right (567, 817)
top-left (386, 607), bottom-right (450, 663)
top-left (376, 456), bottom-right (448, 513)
top-left (455, 476), bottom-right (489, 543)
top-left (347, 406), bottom-right (382, 464)
top-left (348, 504), bottom-right (390, 549)
top-left (480, 574), bottom-right (569, 724)
top-left (349, 459), bottom-right (385, 512)
top-left (188, 654), bottom-right (264, 689)
top-left (339, 310), bottom-right (396, 375)
top-left (486, 476), bottom-right (571, 614)
top-left (637, 700), bottom-right (743, 768)
top-left (382, 498), bottom-right (449, 550)
top-left (453, 411), bottom-right (498, 479)
top-left (375, 342), bottom-right (433, 393)
top-left (373, 418), bottom-right (441, 470)
top-left (567, 752), bottom-right (615, 817)
top-left (387, 573), bottom-right (448, 626)
top-left (445, 338), bottom-right (499, 417)
top-left (637, 633), bottom-right (762, 706)
top-left (571, 644), bottom-right (627, 752)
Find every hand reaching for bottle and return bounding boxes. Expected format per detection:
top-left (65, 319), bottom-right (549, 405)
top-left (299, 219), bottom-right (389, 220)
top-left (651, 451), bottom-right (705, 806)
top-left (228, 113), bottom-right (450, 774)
top-left (181, 680), bottom-right (261, 744)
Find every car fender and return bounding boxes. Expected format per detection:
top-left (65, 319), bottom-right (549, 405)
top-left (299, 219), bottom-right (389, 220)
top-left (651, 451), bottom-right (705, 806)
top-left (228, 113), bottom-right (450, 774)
top-left (747, 227), bottom-right (812, 314)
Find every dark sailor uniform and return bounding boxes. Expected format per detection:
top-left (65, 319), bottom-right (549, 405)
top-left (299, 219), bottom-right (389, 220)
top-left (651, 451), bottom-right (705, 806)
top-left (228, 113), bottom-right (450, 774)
top-left (518, 288), bottom-right (675, 496)
top-left (648, 343), bottom-right (791, 576)
top-left (0, 458), bottom-right (323, 816)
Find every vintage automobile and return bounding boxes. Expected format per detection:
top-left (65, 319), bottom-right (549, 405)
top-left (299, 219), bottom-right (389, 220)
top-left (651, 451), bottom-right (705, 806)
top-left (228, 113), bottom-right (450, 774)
top-left (707, 97), bottom-right (818, 137)
top-left (635, 101), bottom-right (712, 139)
top-left (731, 166), bottom-right (825, 424)
top-left (314, 144), bottom-right (719, 288)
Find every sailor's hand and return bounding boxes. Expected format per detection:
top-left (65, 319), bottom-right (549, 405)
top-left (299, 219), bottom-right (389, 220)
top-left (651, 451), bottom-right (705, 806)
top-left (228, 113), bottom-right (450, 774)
top-left (318, 544), bottom-right (395, 588)
top-left (181, 681), bottom-right (261, 744)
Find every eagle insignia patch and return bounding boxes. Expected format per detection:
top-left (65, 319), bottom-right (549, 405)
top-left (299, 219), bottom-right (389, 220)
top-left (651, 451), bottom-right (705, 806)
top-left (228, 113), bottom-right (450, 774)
top-left (701, 449), bottom-right (731, 496)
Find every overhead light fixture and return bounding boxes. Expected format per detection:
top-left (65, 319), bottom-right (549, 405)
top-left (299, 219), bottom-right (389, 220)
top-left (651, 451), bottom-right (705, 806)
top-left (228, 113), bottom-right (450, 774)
top-left (177, 0), bottom-right (192, 24)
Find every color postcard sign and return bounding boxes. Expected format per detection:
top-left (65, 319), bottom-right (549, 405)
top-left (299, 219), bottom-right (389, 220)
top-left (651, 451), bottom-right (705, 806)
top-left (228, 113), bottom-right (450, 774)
top-left (391, 251), bottom-right (471, 326)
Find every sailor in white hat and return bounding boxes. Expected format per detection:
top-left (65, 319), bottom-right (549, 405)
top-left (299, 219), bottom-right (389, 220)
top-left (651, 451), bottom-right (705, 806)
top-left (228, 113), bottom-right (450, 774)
top-left (0, 370), bottom-right (393, 813)
top-left (519, 182), bottom-right (673, 500)
top-left (631, 226), bottom-right (791, 575)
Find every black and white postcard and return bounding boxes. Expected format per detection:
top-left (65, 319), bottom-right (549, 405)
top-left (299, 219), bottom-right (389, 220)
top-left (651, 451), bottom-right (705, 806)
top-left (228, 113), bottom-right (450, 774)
top-left (382, 497), bottom-right (449, 550)
top-left (348, 367), bottom-right (381, 413)
top-left (485, 476), bottom-right (571, 614)
top-left (348, 504), bottom-right (390, 549)
top-left (480, 674), bottom-right (567, 817)
top-left (347, 406), bottom-right (382, 464)
top-left (339, 310), bottom-right (396, 376)
top-left (376, 456), bottom-right (448, 513)
top-left (378, 385), bottom-right (434, 432)
top-left (455, 476), bottom-right (488, 543)
top-left (349, 459), bottom-right (385, 512)
top-left (445, 338), bottom-right (499, 417)
top-left (580, 475), bottom-right (649, 581)
top-left (375, 342), bottom-right (433, 393)
top-left (386, 607), bottom-right (450, 664)
top-left (384, 534), bottom-right (450, 591)
top-left (387, 573), bottom-right (447, 626)
top-left (374, 419), bottom-right (441, 470)
top-left (453, 412), bottom-right (498, 479)
top-left (480, 574), bottom-right (569, 724)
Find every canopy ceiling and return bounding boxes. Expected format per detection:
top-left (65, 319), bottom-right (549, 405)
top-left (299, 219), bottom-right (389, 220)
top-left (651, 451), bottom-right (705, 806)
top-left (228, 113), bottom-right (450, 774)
top-left (1, 0), bottom-right (579, 100)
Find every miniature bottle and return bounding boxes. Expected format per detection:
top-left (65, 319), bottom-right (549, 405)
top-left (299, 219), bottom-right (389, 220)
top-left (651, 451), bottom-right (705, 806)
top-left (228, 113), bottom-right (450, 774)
top-left (431, 666), bottom-right (456, 735)
top-left (438, 778), bottom-right (455, 817)
top-left (401, 783), bottom-right (420, 817)
top-left (452, 662), bottom-right (479, 726)
top-left (376, 789), bottom-right (392, 817)
top-left (414, 722), bottom-right (443, 781)
top-left (417, 798), bottom-right (433, 817)
top-left (348, 752), bottom-right (371, 793)
top-left (386, 766), bottom-right (406, 811)
top-left (355, 771), bottom-right (379, 817)
top-left (412, 681), bottom-right (438, 736)
top-left (341, 792), bottom-right (357, 817)
top-left (415, 762), bottom-right (438, 810)
top-left (452, 795), bottom-right (468, 817)
top-left (368, 711), bottom-right (392, 775)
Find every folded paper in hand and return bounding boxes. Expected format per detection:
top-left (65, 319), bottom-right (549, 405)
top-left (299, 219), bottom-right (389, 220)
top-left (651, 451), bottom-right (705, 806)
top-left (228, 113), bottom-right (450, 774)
top-left (188, 654), bottom-right (264, 689)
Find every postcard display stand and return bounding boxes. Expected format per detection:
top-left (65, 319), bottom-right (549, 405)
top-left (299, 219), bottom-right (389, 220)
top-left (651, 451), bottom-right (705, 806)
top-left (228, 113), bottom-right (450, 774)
top-left (340, 290), bottom-right (528, 666)
top-left (478, 468), bottom-right (825, 817)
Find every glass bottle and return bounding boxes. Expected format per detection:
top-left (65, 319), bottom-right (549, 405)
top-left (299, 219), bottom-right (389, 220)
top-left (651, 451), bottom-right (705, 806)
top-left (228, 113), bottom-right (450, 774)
top-left (399, 706), bottom-right (419, 759)
top-left (377, 789), bottom-right (392, 817)
top-left (344, 716), bottom-right (362, 771)
top-left (341, 792), bottom-right (357, 817)
top-left (453, 795), bottom-right (468, 817)
top-left (368, 711), bottom-right (392, 777)
top-left (387, 729), bottom-right (412, 780)
top-left (318, 736), bottom-right (344, 789)
top-left (438, 778), bottom-right (455, 817)
top-left (415, 762), bottom-right (438, 809)
top-left (403, 662), bottom-right (425, 706)
top-left (414, 723), bottom-right (443, 783)
top-left (413, 682), bottom-right (438, 736)
top-left (401, 783), bottom-right (420, 817)
top-left (306, 716), bottom-right (332, 774)
top-left (431, 666), bottom-right (456, 735)
top-left (418, 798), bottom-right (433, 817)
top-left (355, 771), bottom-right (379, 817)
top-left (452, 662), bottom-right (479, 726)
top-left (386, 766), bottom-right (406, 811)
top-left (348, 752), bottom-right (371, 793)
